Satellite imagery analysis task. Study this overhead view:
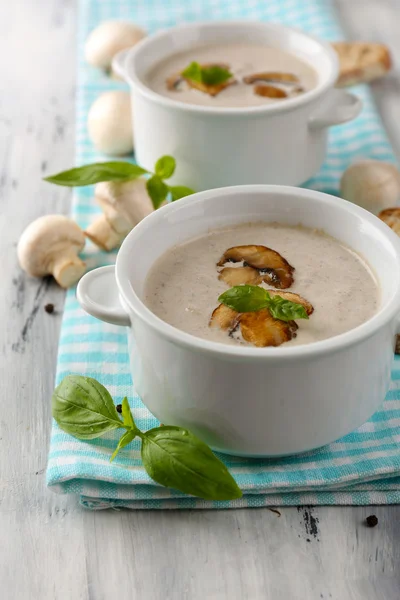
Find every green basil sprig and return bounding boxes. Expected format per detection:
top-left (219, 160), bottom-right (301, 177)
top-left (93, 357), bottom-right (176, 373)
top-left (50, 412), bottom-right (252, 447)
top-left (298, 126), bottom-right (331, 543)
top-left (181, 61), bottom-right (233, 86)
top-left (52, 375), bottom-right (242, 501)
top-left (44, 155), bottom-right (195, 210)
top-left (43, 163), bottom-right (148, 187)
top-left (219, 285), bottom-right (309, 321)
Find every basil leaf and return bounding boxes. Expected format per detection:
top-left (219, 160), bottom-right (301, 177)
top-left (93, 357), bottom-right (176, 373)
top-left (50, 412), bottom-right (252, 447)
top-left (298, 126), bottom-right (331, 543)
top-left (154, 156), bottom-right (176, 179)
top-left (201, 65), bottom-right (233, 86)
top-left (146, 175), bottom-right (169, 209)
top-left (169, 185), bottom-right (196, 201)
top-left (44, 162), bottom-right (148, 187)
top-left (121, 396), bottom-right (137, 430)
top-left (110, 429), bottom-right (136, 462)
top-left (141, 426), bottom-right (242, 500)
top-left (268, 295), bottom-right (309, 322)
top-left (52, 375), bottom-right (123, 439)
top-left (219, 285), bottom-right (269, 313)
top-left (181, 61), bottom-right (203, 83)
top-left (181, 61), bottom-right (233, 86)
top-left (219, 286), bottom-right (309, 321)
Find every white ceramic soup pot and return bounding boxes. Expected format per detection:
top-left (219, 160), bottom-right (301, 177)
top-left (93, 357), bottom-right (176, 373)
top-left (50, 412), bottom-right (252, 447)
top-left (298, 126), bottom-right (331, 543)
top-left (113, 21), bottom-right (362, 190)
top-left (77, 186), bottom-right (400, 457)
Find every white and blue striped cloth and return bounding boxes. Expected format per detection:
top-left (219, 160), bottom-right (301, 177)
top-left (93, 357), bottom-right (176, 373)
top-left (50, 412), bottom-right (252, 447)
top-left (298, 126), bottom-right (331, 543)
top-left (46, 0), bottom-right (400, 509)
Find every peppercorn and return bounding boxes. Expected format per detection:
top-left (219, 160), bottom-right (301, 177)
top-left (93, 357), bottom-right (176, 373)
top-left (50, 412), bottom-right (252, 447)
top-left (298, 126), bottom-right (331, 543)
top-left (366, 515), bottom-right (378, 527)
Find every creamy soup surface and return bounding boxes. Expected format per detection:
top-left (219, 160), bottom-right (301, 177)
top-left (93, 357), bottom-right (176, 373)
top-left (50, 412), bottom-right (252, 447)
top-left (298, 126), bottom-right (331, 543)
top-left (144, 223), bottom-right (380, 347)
top-left (146, 43), bottom-right (318, 107)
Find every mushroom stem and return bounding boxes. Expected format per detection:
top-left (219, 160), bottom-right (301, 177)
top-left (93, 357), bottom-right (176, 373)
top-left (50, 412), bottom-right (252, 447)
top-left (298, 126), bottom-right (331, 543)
top-left (17, 214), bottom-right (86, 288)
top-left (85, 215), bottom-right (127, 251)
top-left (84, 178), bottom-right (154, 251)
top-left (52, 253), bottom-right (87, 289)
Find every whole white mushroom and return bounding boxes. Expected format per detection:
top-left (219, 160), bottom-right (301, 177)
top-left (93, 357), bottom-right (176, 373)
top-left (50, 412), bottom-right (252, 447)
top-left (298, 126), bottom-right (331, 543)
top-left (340, 160), bottom-right (400, 215)
top-left (88, 90), bottom-right (133, 155)
top-left (85, 178), bottom-right (154, 251)
top-left (17, 215), bottom-right (86, 288)
top-left (85, 21), bottom-right (146, 71)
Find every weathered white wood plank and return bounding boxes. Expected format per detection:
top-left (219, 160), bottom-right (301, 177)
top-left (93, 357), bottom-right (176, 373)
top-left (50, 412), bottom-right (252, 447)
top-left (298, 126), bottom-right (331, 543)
top-left (0, 1), bottom-right (399, 599)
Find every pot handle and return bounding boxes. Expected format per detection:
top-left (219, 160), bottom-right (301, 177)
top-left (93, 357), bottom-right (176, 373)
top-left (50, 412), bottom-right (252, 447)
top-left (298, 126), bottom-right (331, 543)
top-left (76, 265), bottom-right (130, 326)
top-left (112, 49), bottom-right (131, 81)
top-left (309, 89), bottom-right (362, 130)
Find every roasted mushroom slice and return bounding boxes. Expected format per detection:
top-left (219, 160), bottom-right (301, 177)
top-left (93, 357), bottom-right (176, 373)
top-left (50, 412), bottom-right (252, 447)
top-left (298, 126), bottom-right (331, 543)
top-left (184, 78), bottom-right (236, 97)
top-left (166, 75), bottom-right (235, 96)
top-left (166, 73), bottom-right (185, 91)
top-left (254, 84), bottom-right (287, 99)
top-left (166, 63), bottom-right (237, 97)
top-left (379, 207), bottom-right (400, 235)
top-left (267, 290), bottom-right (314, 316)
top-left (218, 265), bottom-right (262, 286)
top-left (217, 245), bottom-right (294, 289)
top-left (167, 63), bottom-right (233, 92)
top-left (209, 304), bottom-right (298, 347)
top-left (240, 309), bottom-right (298, 347)
top-left (243, 72), bottom-right (300, 85)
top-left (209, 304), bottom-right (240, 332)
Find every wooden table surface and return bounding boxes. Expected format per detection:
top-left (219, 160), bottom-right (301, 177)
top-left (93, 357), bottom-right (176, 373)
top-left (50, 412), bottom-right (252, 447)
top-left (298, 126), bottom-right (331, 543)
top-left (1, 1), bottom-right (400, 598)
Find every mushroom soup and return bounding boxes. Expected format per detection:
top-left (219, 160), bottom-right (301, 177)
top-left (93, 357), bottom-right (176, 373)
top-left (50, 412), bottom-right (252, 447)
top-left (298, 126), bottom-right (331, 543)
top-left (145, 43), bottom-right (318, 107)
top-left (144, 222), bottom-right (379, 348)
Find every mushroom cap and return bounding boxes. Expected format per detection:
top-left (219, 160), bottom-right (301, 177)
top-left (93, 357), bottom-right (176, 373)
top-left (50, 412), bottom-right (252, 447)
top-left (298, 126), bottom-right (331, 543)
top-left (17, 215), bottom-right (85, 277)
top-left (379, 207), bottom-right (400, 235)
top-left (340, 160), bottom-right (400, 215)
top-left (85, 21), bottom-right (146, 69)
top-left (217, 245), bottom-right (294, 289)
top-left (209, 304), bottom-right (299, 347)
top-left (88, 91), bottom-right (133, 155)
top-left (95, 177), bottom-right (153, 226)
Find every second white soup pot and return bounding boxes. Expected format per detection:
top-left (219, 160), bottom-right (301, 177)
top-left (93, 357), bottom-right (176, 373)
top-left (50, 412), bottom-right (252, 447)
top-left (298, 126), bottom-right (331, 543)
top-left (77, 186), bottom-right (400, 457)
top-left (113, 21), bottom-right (362, 190)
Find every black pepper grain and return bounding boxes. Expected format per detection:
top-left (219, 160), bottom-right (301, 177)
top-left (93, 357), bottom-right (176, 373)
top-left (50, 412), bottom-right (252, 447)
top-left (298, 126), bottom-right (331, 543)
top-left (44, 303), bottom-right (54, 314)
top-left (366, 515), bottom-right (378, 527)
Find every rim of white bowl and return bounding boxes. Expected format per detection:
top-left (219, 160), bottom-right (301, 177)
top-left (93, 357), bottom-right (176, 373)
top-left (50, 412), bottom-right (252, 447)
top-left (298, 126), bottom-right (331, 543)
top-left (123, 20), bottom-right (340, 116)
top-left (116, 185), bottom-right (400, 362)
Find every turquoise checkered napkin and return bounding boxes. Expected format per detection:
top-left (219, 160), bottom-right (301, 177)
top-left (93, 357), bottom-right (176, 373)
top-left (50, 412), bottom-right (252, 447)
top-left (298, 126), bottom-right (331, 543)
top-left (46, 0), bottom-right (400, 509)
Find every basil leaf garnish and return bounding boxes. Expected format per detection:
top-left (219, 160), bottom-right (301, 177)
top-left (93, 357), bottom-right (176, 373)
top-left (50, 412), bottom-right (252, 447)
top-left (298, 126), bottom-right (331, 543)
top-left (170, 185), bottom-right (196, 201)
top-left (44, 162), bottom-right (148, 187)
top-left (268, 295), bottom-right (309, 322)
top-left (146, 175), bottom-right (169, 209)
top-left (52, 375), bottom-right (123, 439)
top-left (141, 426), bottom-right (242, 500)
top-left (181, 61), bottom-right (233, 86)
top-left (219, 285), bottom-right (309, 321)
top-left (154, 155), bottom-right (176, 179)
top-left (181, 61), bottom-right (203, 83)
top-left (201, 64), bottom-right (233, 85)
top-left (219, 285), bottom-right (270, 313)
